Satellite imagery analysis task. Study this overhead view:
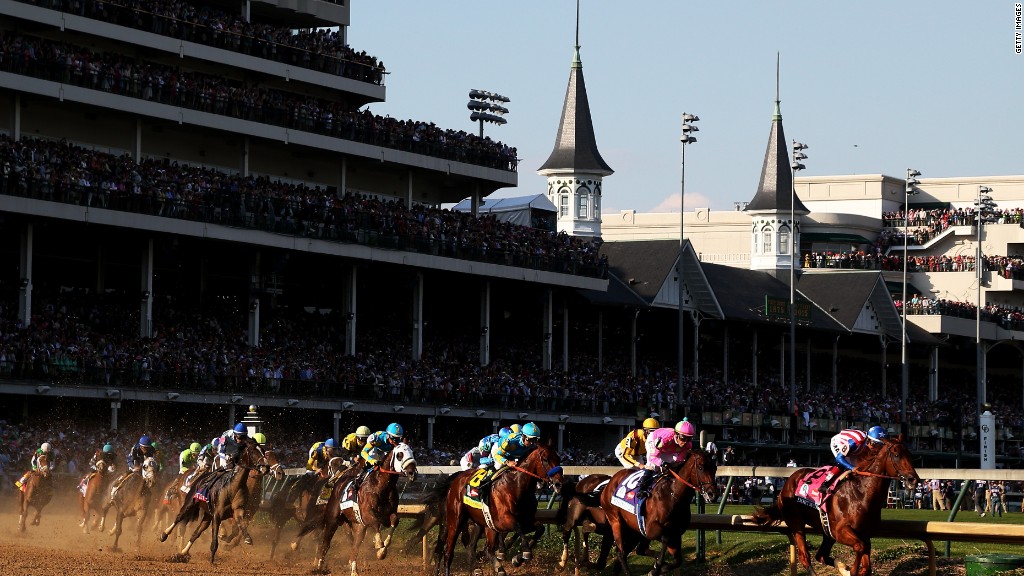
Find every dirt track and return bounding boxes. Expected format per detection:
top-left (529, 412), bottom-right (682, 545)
top-left (0, 484), bottom-right (447, 576)
top-left (0, 482), bottom-right (972, 576)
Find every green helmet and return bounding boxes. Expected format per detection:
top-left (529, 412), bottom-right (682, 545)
top-left (253, 432), bottom-right (267, 445)
top-left (189, 442), bottom-right (202, 453)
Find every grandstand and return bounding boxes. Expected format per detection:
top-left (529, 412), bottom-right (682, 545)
top-left (0, 0), bottom-right (1022, 472)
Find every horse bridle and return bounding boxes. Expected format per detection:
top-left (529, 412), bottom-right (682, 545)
top-left (509, 449), bottom-right (563, 489)
top-left (853, 440), bottom-right (914, 484)
top-left (666, 452), bottom-right (716, 501)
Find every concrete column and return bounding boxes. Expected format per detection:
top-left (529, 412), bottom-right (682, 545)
top-left (630, 310), bottom-right (638, 378)
top-left (333, 411), bottom-right (342, 445)
top-left (228, 404), bottom-right (236, 428)
top-left (930, 346), bottom-right (940, 401)
top-left (411, 272), bottom-right (424, 361)
top-left (597, 310), bottom-right (604, 372)
top-left (427, 416), bottom-right (435, 449)
top-left (806, 335), bottom-right (812, 391)
top-left (562, 304), bottom-right (569, 373)
top-left (480, 281), bottom-right (491, 367)
top-left (18, 223), bottom-right (33, 327)
top-left (339, 156), bottom-right (346, 196)
top-left (691, 312), bottom-right (700, 379)
top-left (13, 93), bottom-right (20, 140)
top-left (110, 401), bottom-right (120, 431)
top-left (752, 330), bottom-right (758, 388)
top-left (557, 423), bottom-right (565, 453)
top-left (344, 265), bottom-right (357, 356)
top-left (134, 118), bottom-right (142, 161)
top-left (406, 171), bottom-right (414, 209)
top-left (542, 289), bottom-right (553, 371)
top-left (139, 239), bottom-right (154, 338)
top-left (248, 252), bottom-right (261, 347)
top-left (248, 299), bottom-right (260, 347)
top-left (722, 326), bottom-right (730, 385)
top-left (833, 335), bottom-right (840, 393)
top-left (242, 137), bottom-right (250, 176)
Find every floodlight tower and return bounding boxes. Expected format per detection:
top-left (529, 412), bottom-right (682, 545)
top-left (468, 89), bottom-right (510, 138)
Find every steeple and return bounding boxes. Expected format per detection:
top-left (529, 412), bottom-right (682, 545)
top-left (746, 58), bottom-right (809, 275)
top-left (537, 1), bottom-right (612, 238)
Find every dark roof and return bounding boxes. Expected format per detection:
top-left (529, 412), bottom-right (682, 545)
top-left (701, 264), bottom-right (846, 331)
top-left (537, 47), bottom-right (613, 176)
top-left (599, 240), bottom-right (678, 303)
top-left (745, 102), bottom-right (809, 214)
top-left (577, 273), bottom-right (648, 307)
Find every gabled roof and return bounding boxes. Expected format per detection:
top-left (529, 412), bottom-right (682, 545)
top-left (537, 46), bottom-right (613, 176)
top-left (796, 271), bottom-right (942, 344)
top-left (745, 101), bottom-right (809, 214)
top-left (599, 240), bottom-right (678, 303)
top-left (577, 272), bottom-right (648, 307)
top-left (700, 264), bottom-right (846, 332)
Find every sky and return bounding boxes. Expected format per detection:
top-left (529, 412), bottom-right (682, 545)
top-left (350, 1), bottom-right (1023, 213)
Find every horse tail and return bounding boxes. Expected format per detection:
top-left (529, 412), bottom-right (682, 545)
top-left (751, 502), bottom-right (783, 527)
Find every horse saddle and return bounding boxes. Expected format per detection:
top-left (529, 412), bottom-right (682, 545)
top-left (192, 469), bottom-right (229, 503)
top-left (463, 467), bottom-right (500, 509)
top-left (795, 466), bottom-right (848, 508)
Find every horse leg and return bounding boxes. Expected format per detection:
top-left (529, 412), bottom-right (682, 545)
top-left (313, 513), bottom-right (341, 574)
top-left (608, 517), bottom-right (634, 576)
top-left (208, 516), bottom-right (222, 563)
top-left (111, 511), bottom-right (125, 551)
top-left (349, 524), bottom-right (368, 576)
top-left (232, 506), bottom-right (254, 545)
top-left (175, 512), bottom-right (212, 561)
top-left (18, 494), bottom-right (27, 533)
top-left (375, 510), bottom-right (399, 560)
top-left (484, 529), bottom-right (508, 576)
top-left (814, 536), bottom-right (838, 569)
top-left (433, 507), bottom-right (464, 576)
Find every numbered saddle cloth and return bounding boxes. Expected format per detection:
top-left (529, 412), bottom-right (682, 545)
top-left (463, 467), bottom-right (496, 509)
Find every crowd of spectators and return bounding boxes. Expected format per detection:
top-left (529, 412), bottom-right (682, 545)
top-left (0, 135), bottom-right (604, 277)
top-left (0, 31), bottom-right (516, 172)
top-left (894, 297), bottom-right (1024, 331)
top-left (14, 0), bottom-right (384, 84)
top-left (2, 286), bottom-right (1023, 476)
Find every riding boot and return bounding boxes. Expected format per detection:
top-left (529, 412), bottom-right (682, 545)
top-left (636, 470), bottom-right (654, 499)
top-left (15, 472), bottom-right (29, 489)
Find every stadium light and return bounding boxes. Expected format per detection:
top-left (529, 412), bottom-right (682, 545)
top-left (789, 140), bottom-right (808, 424)
top-left (901, 168), bottom-right (921, 437)
top-left (678, 112), bottom-right (699, 404)
top-left (974, 185), bottom-right (997, 419)
top-left (468, 89), bottom-right (510, 138)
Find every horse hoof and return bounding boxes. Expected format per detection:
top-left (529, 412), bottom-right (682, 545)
top-left (495, 551), bottom-right (504, 561)
top-left (159, 532), bottom-right (169, 543)
top-left (376, 548), bottom-right (386, 560)
top-left (290, 542), bottom-right (299, 552)
top-left (168, 553), bottom-right (190, 563)
top-left (497, 571), bottom-right (507, 576)
top-left (521, 550), bottom-right (532, 561)
top-left (472, 569), bottom-right (483, 576)
top-left (244, 537), bottom-right (253, 545)
top-left (511, 556), bottom-right (523, 568)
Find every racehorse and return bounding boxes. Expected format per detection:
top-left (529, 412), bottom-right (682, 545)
top-left (752, 435), bottom-right (920, 576)
top-left (433, 442), bottom-right (563, 576)
top-left (220, 447), bottom-right (284, 546)
top-left (269, 455), bottom-right (345, 558)
top-left (17, 453), bottom-right (53, 532)
top-left (99, 456), bottom-right (159, 550)
top-left (296, 442), bottom-right (418, 575)
top-left (556, 473), bottom-right (621, 575)
top-left (159, 436), bottom-right (267, 563)
top-left (78, 459), bottom-right (116, 533)
top-left (599, 448), bottom-right (718, 576)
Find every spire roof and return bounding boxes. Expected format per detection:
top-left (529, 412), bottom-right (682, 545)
top-left (745, 100), bottom-right (809, 214)
top-left (537, 45), bottom-right (613, 176)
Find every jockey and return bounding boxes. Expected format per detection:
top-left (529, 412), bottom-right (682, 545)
top-left (820, 426), bottom-right (887, 493)
top-left (636, 419), bottom-right (696, 498)
top-left (89, 443), bottom-right (117, 473)
top-left (831, 426), bottom-right (887, 471)
top-left (354, 423), bottom-right (404, 489)
top-left (341, 426), bottom-right (373, 467)
top-left (16, 442), bottom-right (54, 488)
top-left (461, 432), bottom-right (501, 471)
top-left (306, 438), bottom-right (337, 477)
top-left (179, 442), bottom-right (202, 474)
top-left (498, 426), bottom-right (513, 439)
top-left (217, 423), bottom-right (248, 469)
top-left (615, 417), bottom-right (660, 468)
top-left (181, 438), bottom-right (217, 494)
top-left (31, 442), bottom-right (55, 472)
top-left (490, 422), bottom-right (540, 471)
top-left (151, 441), bottom-right (165, 473)
top-left (127, 436), bottom-right (156, 472)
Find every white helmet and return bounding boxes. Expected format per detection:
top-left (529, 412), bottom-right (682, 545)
top-left (41, 442), bottom-right (52, 452)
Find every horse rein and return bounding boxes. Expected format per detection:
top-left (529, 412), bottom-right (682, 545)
top-left (852, 440), bottom-right (913, 483)
top-left (666, 456), bottom-right (716, 501)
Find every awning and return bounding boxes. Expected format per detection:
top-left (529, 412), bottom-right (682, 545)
top-left (803, 233), bottom-right (873, 245)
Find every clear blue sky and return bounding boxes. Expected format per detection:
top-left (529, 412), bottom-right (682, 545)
top-left (351, 1), bottom-right (1023, 213)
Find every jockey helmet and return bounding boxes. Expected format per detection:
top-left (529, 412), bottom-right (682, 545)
top-left (498, 427), bottom-right (513, 438)
top-left (103, 444), bottom-right (113, 453)
top-left (138, 435), bottom-right (151, 447)
top-left (479, 436), bottom-right (495, 454)
top-left (867, 426), bottom-right (888, 443)
top-left (325, 438), bottom-right (336, 448)
top-left (642, 417), bottom-right (660, 431)
top-left (211, 437), bottom-right (221, 448)
top-left (151, 441), bottom-right (160, 452)
top-left (674, 419), bottom-right (696, 438)
top-left (510, 424), bottom-right (521, 434)
top-left (521, 422), bottom-right (541, 439)
top-left (233, 423), bottom-right (248, 435)
top-left (355, 426), bottom-right (372, 440)
top-left (386, 423), bottom-right (404, 441)
top-left (40, 442), bottom-right (52, 452)
top-left (189, 442), bottom-right (202, 453)
top-left (252, 433), bottom-right (267, 446)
